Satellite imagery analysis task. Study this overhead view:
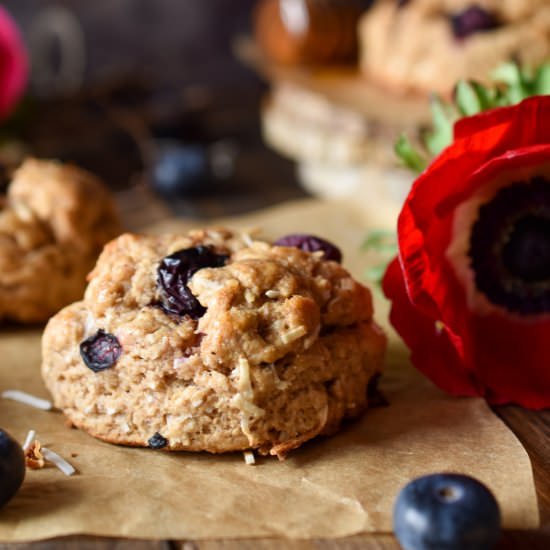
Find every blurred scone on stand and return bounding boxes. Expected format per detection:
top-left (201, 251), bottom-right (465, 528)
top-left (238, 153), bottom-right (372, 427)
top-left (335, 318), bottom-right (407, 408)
top-left (250, 0), bottom-right (550, 210)
top-left (249, 0), bottom-right (427, 210)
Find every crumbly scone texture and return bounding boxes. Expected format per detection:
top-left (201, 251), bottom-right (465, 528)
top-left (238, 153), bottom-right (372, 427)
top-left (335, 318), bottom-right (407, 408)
top-left (0, 158), bottom-right (121, 323)
top-left (359, 0), bottom-right (550, 95)
top-left (42, 228), bottom-right (386, 457)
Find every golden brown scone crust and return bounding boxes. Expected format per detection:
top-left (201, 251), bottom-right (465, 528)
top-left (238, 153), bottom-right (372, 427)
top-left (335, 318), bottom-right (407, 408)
top-left (41, 228), bottom-right (386, 458)
top-left (0, 158), bottom-right (121, 322)
top-left (359, 0), bottom-right (550, 95)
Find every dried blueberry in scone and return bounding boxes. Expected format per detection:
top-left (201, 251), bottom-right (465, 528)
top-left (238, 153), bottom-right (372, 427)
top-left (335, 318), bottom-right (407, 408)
top-left (450, 5), bottom-right (500, 39)
top-left (0, 158), bottom-right (121, 323)
top-left (41, 228), bottom-right (386, 458)
top-left (274, 233), bottom-right (342, 262)
top-left (359, 0), bottom-right (550, 95)
top-left (156, 245), bottom-right (228, 319)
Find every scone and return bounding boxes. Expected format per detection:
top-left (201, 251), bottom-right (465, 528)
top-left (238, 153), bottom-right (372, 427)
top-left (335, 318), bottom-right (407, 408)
top-left (42, 229), bottom-right (386, 458)
top-left (359, 0), bottom-right (550, 95)
top-left (0, 158), bottom-right (120, 323)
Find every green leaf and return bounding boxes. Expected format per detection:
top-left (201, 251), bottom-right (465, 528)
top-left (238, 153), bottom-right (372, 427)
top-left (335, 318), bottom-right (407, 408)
top-left (364, 263), bottom-right (389, 286)
top-left (491, 87), bottom-right (511, 107)
top-left (424, 95), bottom-right (455, 156)
top-left (470, 81), bottom-right (496, 110)
top-left (362, 229), bottom-right (397, 289)
top-left (491, 62), bottom-right (522, 86)
top-left (534, 61), bottom-right (550, 95)
top-left (394, 134), bottom-right (428, 173)
top-left (361, 229), bottom-right (397, 252)
top-left (491, 62), bottom-right (529, 104)
top-left (395, 60), bottom-right (550, 175)
top-left (361, 231), bottom-right (397, 254)
top-left (455, 80), bottom-right (482, 116)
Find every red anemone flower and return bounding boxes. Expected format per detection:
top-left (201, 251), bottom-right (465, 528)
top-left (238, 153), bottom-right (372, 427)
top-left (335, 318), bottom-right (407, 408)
top-left (383, 96), bottom-right (550, 409)
top-left (0, 6), bottom-right (27, 120)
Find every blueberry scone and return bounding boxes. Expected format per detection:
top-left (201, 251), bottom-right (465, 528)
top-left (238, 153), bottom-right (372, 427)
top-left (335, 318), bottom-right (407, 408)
top-left (0, 158), bottom-right (120, 323)
top-left (42, 229), bottom-right (386, 458)
top-left (359, 0), bottom-right (550, 95)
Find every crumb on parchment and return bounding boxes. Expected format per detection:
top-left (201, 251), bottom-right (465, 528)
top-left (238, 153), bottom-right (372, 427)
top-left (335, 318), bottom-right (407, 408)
top-left (25, 440), bottom-right (45, 469)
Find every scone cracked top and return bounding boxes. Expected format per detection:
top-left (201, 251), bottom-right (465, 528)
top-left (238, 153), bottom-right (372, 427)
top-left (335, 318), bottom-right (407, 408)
top-left (0, 158), bottom-right (121, 323)
top-left (42, 228), bottom-right (386, 458)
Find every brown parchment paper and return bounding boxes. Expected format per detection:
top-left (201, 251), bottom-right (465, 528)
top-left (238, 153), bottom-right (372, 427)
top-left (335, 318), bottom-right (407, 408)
top-left (0, 198), bottom-right (539, 541)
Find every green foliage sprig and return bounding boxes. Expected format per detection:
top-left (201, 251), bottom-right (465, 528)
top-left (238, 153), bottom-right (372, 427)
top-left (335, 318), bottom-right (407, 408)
top-left (361, 229), bottom-right (398, 289)
top-left (395, 61), bottom-right (550, 173)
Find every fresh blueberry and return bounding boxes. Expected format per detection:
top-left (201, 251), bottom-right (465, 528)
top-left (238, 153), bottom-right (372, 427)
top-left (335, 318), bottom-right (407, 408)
top-left (156, 245), bottom-right (228, 319)
top-left (393, 473), bottom-right (501, 550)
top-left (0, 429), bottom-right (25, 509)
top-left (451, 6), bottom-right (499, 39)
top-left (274, 234), bottom-right (342, 262)
top-left (151, 141), bottom-right (209, 196)
top-left (80, 329), bottom-right (122, 372)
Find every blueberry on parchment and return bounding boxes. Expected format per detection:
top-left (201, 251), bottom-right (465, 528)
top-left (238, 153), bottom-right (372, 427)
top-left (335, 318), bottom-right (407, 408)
top-left (0, 429), bottom-right (25, 508)
top-left (393, 473), bottom-right (501, 550)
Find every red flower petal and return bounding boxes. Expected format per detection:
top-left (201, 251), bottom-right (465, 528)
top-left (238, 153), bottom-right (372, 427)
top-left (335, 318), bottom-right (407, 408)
top-left (386, 96), bottom-right (550, 408)
top-left (382, 258), bottom-right (479, 396)
top-left (0, 7), bottom-right (28, 120)
top-left (465, 313), bottom-right (550, 408)
top-left (454, 95), bottom-right (550, 145)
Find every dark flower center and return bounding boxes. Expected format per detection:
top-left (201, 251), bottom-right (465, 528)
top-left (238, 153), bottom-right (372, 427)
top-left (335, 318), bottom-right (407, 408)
top-left (468, 177), bottom-right (550, 315)
top-left (451, 5), bottom-right (500, 39)
top-left (502, 216), bottom-right (550, 282)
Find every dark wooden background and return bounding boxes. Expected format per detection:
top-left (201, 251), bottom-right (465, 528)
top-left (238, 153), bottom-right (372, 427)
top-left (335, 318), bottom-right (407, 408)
top-left (2, 0), bottom-right (311, 218)
top-left (4, 0), bottom-right (258, 90)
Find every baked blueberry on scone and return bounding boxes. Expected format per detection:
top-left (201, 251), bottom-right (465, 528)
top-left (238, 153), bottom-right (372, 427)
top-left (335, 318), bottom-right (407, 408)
top-left (42, 229), bottom-right (386, 458)
top-left (359, 0), bottom-right (550, 95)
top-left (0, 158), bottom-right (120, 323)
